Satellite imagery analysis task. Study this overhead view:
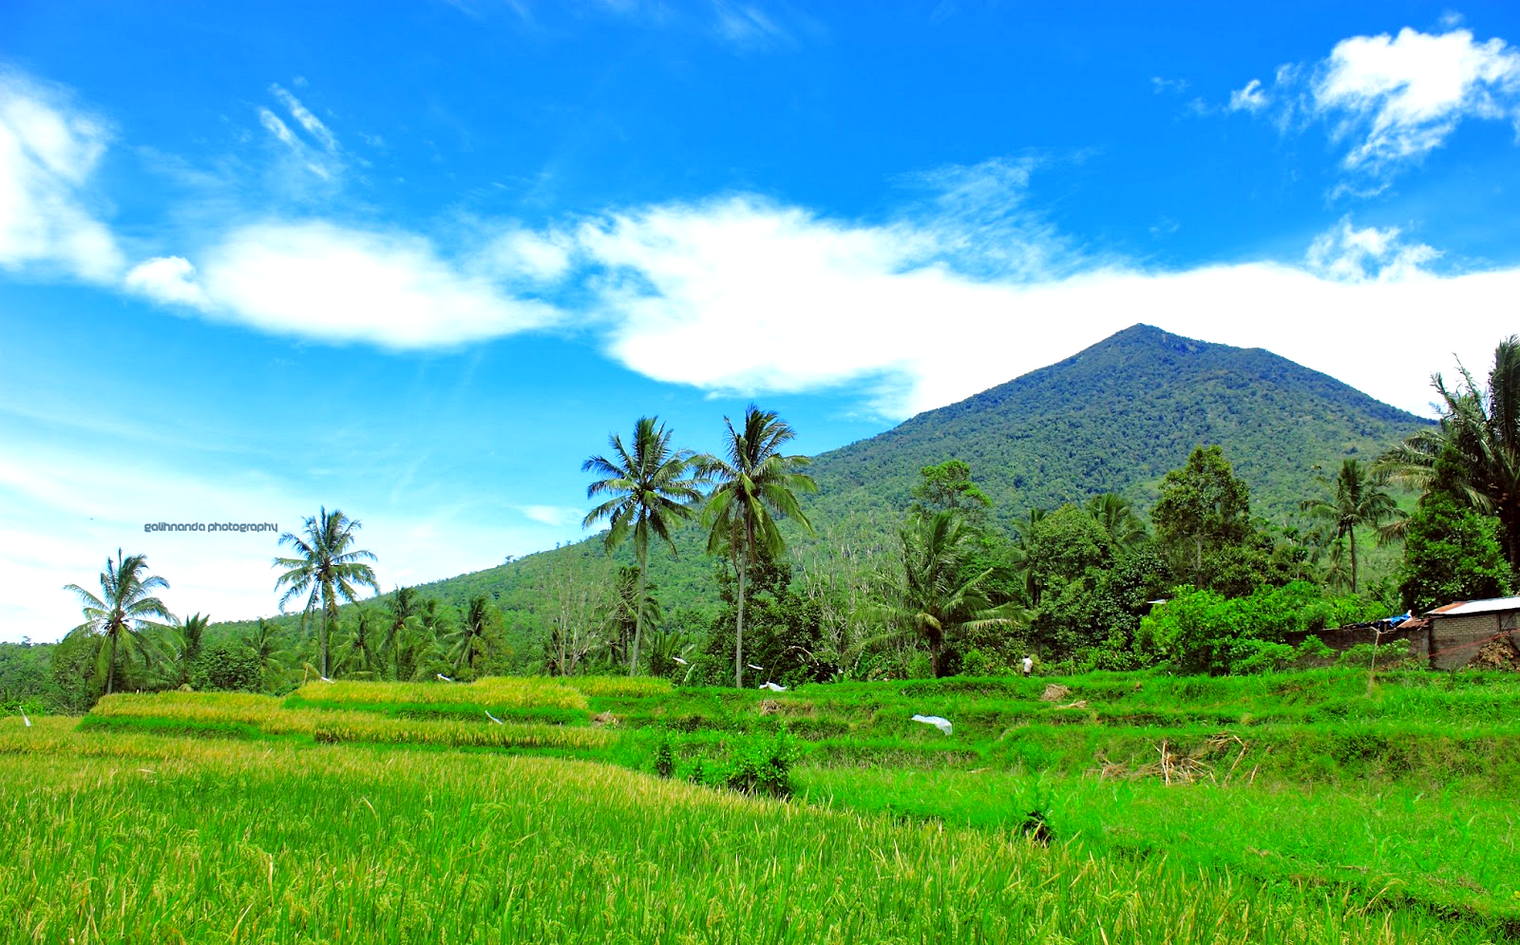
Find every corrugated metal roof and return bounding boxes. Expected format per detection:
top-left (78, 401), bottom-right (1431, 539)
top-left (1427, 596), bottom-right (1520, 616)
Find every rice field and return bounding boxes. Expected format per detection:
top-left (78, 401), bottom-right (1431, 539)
top-left (0, 720), bottom-right (1506, 944)
top-left (4, 667), bottom-right (1518, 942)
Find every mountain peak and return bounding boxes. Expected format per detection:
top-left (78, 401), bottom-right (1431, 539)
top-left (810, 324), bottom-right (1427, 521)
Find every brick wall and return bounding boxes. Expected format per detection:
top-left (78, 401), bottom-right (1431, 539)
top-left (1430, 610), bottom-right (1520, 671)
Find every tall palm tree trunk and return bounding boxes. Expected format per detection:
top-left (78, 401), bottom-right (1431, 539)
top-left (629, 546), bottom-right (648, 676)
top-left (105, 629), bottom-right (119, 695)
top-left (321, 607), bottom-right (334, 679)
top-left (1348, 527), bottom-right (1358, 594)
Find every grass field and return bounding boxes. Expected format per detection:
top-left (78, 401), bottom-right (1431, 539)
top-left (3, 668), bottom-right (1518, 942)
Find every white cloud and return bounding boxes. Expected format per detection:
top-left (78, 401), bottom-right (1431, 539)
top-left (517, 504), bottom-right (581, 527)
top-left (566, 193), bottom-right (1515, 420)
top-left (1232, 26), bottom-right (1520, 178)
top-left (1316, 27), bottom-right (1520, 170)
top-left (1305, 216), bottom-right (1439, 282)
top-left (475, 226), bottom-right (575, 283)
top-left (711, 1), bottom-right (794, 49)
top-left (270, 84), bottom-right (338, 153)
top-left (124, 255), bottom-right (210, 307)
top-left (1151, 76), bottom-right (1189, 95)
top-left (170, 221), bottom-right (562, 348)
top-left (257, 84), bottom-right (343, 182)
top-left (0, 73), bottom-right (124, 281)
top-left (1228, 78), bottom-right (1269, 112)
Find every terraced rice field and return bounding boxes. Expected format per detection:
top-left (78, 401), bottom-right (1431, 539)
top-left (4, 668), bottom-right (1517, 942)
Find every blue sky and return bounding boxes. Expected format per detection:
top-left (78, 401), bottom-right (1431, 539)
top-left (4, 1), bottom-right (1520, 640)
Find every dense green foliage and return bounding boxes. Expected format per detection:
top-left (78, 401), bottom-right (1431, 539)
top-left (1398, 492), bottom-right (1512, 613)
top-left (274, 324), bottom-right (1425, 656)
top-left (1136, 582), bottom-right (1385, 674)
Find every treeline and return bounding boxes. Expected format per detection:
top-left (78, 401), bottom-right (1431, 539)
top-left (5, 337), bottom-right (1517, 711)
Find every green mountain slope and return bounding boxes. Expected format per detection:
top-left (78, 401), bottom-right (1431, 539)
top-left (806, 323), bottom-right (1424, 529)
top-left (220, 324), bottom-right (1431, 640)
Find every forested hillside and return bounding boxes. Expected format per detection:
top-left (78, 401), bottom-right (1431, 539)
top-left (353, 324), bottom-right (1429, 621)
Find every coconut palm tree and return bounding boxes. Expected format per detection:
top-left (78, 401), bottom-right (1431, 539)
top-left (583, 416), bottom-right (702, 676)
top-left (1300, 458), bottom-right (1403, 594)
top-left (241, 618), bottom-right (286, 690)
top-left (64, 550), bottom-right (174, 695)
top-left (166, 612), bottom-right (210, 687)
top-left (447, 595), bottom-right (493, 676)
top-left (698, 406), bottom-right (816, 688)
top-left (1085, 493), bottom-right (1148, 551)
top-left (1380, 336), bottom-right (1520, 575)
top-left (331, 607), bottom-right (378, 676)
top-left (273, 508), bottom-right (379, 678)
top-left (382, 586), bottom-right (420, 681)
top-left (876, 509), bottom-right (1022, 677)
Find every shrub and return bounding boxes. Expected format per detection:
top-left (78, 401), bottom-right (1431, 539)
top-left (724, 731), bottom-right (797, 798)
top-left (191, 642), bottom-right (263, 692)
top-left (653, 737), bottom-right (674, 778)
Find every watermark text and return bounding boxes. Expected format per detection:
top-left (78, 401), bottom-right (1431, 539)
top-left (143, 521), bottom-right (278, 534)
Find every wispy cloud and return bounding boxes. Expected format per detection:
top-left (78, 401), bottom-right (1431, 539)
top-left (1228, 78), bottom-right (1269, 113)
top-left (1230, 25), bottom-right (1520, 185)
top-left (0, 72), bottom-right (125, 282)
top-left (257, 83), bottom-right (344, 182)
top-left (517, 504), bottom-right (582, 527)
top-left (711, 1), bottom-right (793, 49)
top-left (1305, 216), bottom-right (1439, 282)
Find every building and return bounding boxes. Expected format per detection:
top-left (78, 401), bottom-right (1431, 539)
top-left (1425, 597), bottom-right (1520, 671)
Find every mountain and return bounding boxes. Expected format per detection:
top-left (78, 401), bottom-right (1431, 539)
top-left (219, 324), bottom-right (1432, 636)
top-left (804, 323), bottom-right (1425, 529)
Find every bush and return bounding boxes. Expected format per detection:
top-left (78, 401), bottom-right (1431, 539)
top-left (1136, 582), bottom-right (1387, 674)
top-left (653, 737), bottom-right (674, 778)
top-left (724, 731), bottom-right (797, 798)
top-left (190, 643), bottom-right (263, 692)
top-left (1338, 638), bottom-right (1415, 670)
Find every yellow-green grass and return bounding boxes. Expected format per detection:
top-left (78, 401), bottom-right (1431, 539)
top-left (0, 724), bottom-right (1501, 944)
top-left (289, 676), bottom-right (589, 711)
top-left (86, 692), bottom-right (613, 751)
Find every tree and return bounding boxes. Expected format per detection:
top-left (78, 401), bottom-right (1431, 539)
top-left (273, 508), bottom-right (379, 679)
top-left (911, 459), bottom-right (991, 519)
top-left (1023, 504), bottom-right (1117, 657)
top-left (877, 509), bottom-right (1021, 677)
top-left (63, 550), bottom-right (174, 696)
top-left (609, 566), bottom-right (661, 668)
top-left (337, 607), bottom-right (381, 677)
top-left (1397, 492), bottom-right (1512, 613)
top-left (1085, 493), bottom-right (1148, 552)
top-left (583, 416), bottom-right (702, 676)
top-left (448, 595), bottom-right (495, 677)
top-left (383, 586), bottom-right (421, 681)
top-left (1152, 446), bottom-right (1252, 588)
top-left (1299, 458), bottom-right (1403, 594)
top-left (241, 618), bottom-right (286, 691)
top-left (1381, 336), bottom-right (1520, 575)
top-left (191, 641), bottom-right (263, 692)
top-left (699, 406), bottom-right (817, 688)
top-left (167, 613), bottom-right (210, 688)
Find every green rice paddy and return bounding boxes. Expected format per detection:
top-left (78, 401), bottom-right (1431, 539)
top-left (3, 668), bottom-right (1517, 943)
